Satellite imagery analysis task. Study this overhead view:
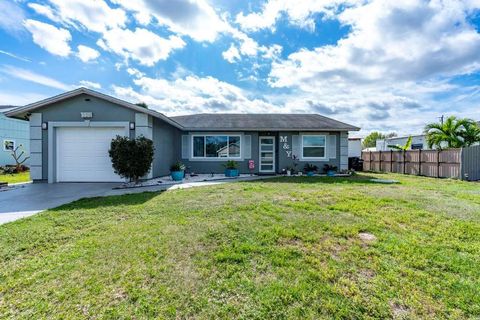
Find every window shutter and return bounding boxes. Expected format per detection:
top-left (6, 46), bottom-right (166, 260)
top-left (328, 135), bottom-right (337, 159)
top-left (181, 135), bottom-right (190, 159)
top-left (243, 135), bottom-right (252, 159)
top-left (292, 135), bottom-right (300, 158)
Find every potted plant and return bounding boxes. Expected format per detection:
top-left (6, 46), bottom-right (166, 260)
top-left (223, 160), bottom-right (239, 177)
top-left (304, 163), bottom-right (318, 176)
top-left (170, 161), bottom-right (186, 181)
top-left (323, 164), bottom-right (338, 177)
top-left (285, 166), bottom-right (294, 176)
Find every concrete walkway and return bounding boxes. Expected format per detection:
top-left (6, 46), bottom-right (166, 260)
top-left (0, 175), bottom-right (276, 225)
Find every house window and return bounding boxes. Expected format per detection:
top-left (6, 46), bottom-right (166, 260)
top-left (192, 135), bottom-right (241, 159)
top-left (3, 140), bottom-right (15, 152)
top-left (301, 135), bottom-right (326, 159)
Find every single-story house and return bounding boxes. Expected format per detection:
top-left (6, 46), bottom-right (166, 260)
top-left (0, 106), bottom-right (29, 166)
top-left (5, 88), bottom-right (360, 183)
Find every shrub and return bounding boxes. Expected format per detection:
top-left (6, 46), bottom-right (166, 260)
top-left (304, 163), bottom-right (318, 172)
top-left (223, 160), bottom-right (238, 170)
top-left (170, 161), bottom-right (186, 172)
top-left (323, 164), bottom-right (338, 173)
top-left (109, 136), bottom-right (154, 182)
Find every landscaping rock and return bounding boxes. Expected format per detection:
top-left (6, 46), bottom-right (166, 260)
top-left (359, 232), bottom-right (377, 242)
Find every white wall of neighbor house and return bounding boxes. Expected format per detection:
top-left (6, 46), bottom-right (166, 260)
top-left (376, 135), bottom-right (428, 151)
top-left (348, 139), bottom-right (362, 157)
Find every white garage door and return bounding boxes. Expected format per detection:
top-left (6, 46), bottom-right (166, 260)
top-left (56, 127), bottom-right (126, 182)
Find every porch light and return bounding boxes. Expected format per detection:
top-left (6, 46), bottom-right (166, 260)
top-left (129, 122), bottom-right (135, 130)
top-left (41, 122), bottom-right (48, 130)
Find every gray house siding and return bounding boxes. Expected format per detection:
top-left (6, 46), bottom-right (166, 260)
top-left (178, 130), bottom-right (347, 174)
top-left (278, 131), bottom-right (342, 173)
top-left (152, 117), bottom-right (182, 177)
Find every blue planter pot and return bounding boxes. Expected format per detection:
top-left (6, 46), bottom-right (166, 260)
top-left (306, 171), bottom-right (315, 177)
top-left (327, 170), bottom-right (336, 177)
top-left (171, 170), bottom-right (184, 181)
top-left (225, 169), bottom-right (239, 177)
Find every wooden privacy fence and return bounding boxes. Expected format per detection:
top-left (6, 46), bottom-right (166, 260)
top-left (362, 149), bottom-right (463, 179)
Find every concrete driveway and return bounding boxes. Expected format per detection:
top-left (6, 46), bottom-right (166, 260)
top-left (0, 175), bottom-right (274, 225)
top-left (0, 183), bottom-right (120, 224)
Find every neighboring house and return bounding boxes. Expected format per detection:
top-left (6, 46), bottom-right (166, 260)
top-left (376, 135), bottom-right (428, 151)
top-left (348, 138), bottom-right (362, 157)
top-left (5, 88), bottom-right (360, 183)
top-left (0, 106), bottom-right (29, 166)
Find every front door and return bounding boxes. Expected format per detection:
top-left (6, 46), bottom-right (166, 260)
top-left (259, 136), bottom-right (275, 173)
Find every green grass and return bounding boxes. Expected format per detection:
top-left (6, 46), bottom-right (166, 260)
top-left (1, 173), bottom-right (479, 319)
top-left (0, 171), bottom-right (30, 184)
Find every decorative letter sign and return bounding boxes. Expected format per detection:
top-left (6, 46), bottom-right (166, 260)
top-left (248, 160), bottom-right (255, 170)
top-left (280, 136), bottom-right (291, 158)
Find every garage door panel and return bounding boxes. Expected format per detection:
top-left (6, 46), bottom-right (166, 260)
top-left (56, 127), bottom-right (126, 182)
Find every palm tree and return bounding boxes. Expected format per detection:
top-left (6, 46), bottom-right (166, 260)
top-left (460, 120), bottom-right (480, 147)
top-left (424, 116), bottom-right (480, 149)
top-left (387, 136), bottom-right (412, 151)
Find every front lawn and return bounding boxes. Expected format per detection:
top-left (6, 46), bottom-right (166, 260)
top-left (1, 173), bottom-right (479, 319)
top-left (0, 171), bottom-right (30, 184)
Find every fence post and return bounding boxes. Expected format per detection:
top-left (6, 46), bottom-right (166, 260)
top-left (390, 150), bottom-right (393, 172)
top-left (379, 150), bottom-right (382, 172)
top-left (403, 150), bottom-right (406, 174)
top-left (418, 149), bottom-right (422, 176)
top-left (370, 151), bottom-right (372, 171)
top-left (437, 150), bottom-right (440, 178)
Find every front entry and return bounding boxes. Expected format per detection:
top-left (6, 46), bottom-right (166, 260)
top-left (259, 136), bottom-right (275, 173)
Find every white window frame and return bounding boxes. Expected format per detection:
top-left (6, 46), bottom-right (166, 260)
top-left (3, 139), bottom-right (15, 152)
top-left (301, 135), bottom-right (327, 160)
top-left (191, 134), bottom-right (242, 159)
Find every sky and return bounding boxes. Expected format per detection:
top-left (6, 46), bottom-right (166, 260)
top-left (0, 0), bottom-right (479, 137)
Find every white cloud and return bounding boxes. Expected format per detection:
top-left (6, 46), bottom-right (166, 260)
top-left (79, 80), bottom-right (101, 89)
top-left (222, 45), bottom-right (241, 63)
top-left (97, 28), bottom-right (185, 66)
top-left (112, 75), bottom-right (276, 114)
top-left (27, 3), bottom-right (61, 23)
top-left (1, 65), bottom-right (72, 90)
top-left (0, 91), bottom-right (48, 106)
top-left (0, 50), bottom-right (31, 62)
top-left (23, 20), bottom-right (71, 57)
top-left (77, 45), bottom-right (100, 62)
top-left (126, 68), bottom-right (145, 78)
top-left (0, 1), bottom-right (26, 34)
top-left (39, 0), bottom-right (127, 33)
top-left (235, 0), bottom-right (361, 32)
top-left (111, 0), bottom-right (228, 42)
top-left (265, 0), bottom-right (480, 133)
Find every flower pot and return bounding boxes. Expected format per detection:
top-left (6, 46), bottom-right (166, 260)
top-left (171, 170), bottom-right (184, 181)
top-left (307, 171), bottom-right (315, 177)
top-left (225, 168), bottom-right (239, 177)
top-left (327, 170), bottom-right (335, 177)
top-left (286, 170), bottom-right (291, 176)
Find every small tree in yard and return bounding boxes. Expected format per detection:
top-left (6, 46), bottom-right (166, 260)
top-left (109, 136), bottom-right (154, 183)
top-left (11, 144), bottom-right (30, 172)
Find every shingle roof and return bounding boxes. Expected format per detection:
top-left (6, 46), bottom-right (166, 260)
top-left (170, 113), bottom-right (360, 131)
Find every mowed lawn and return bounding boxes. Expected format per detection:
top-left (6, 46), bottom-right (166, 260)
top-left (0, 171), bottom-right (30, 184)
top-left (1, 173), bottom-right (479, 319)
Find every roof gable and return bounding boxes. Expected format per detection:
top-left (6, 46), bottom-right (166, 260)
top-left (5, 88), bottom-right (183, 129)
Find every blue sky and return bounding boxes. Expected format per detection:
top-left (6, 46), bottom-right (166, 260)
top-left (0, 0), bottom-right (479, 136)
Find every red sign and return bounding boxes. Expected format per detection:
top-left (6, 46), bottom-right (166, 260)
top-left (248, 160), bottom-right (255, 170)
